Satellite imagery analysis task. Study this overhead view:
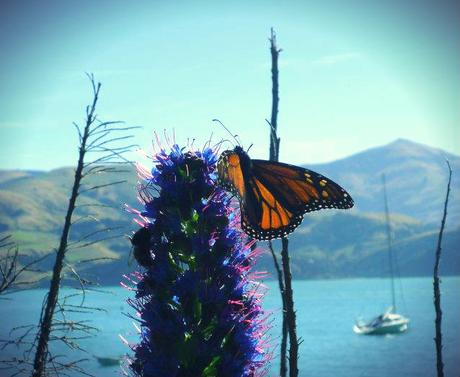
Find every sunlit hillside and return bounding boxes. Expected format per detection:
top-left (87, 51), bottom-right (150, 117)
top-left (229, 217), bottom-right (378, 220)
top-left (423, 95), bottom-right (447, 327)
top-left (1, 139), bottom-right (458, 284)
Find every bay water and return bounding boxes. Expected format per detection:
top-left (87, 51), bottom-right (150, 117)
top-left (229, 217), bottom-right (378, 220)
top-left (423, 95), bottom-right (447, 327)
top-left (1, 277), bottom-right (459, 377)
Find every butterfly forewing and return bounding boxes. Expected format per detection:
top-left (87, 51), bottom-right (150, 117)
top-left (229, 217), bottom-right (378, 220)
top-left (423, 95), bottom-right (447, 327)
top-left (251, 160), bottom-right (354, 212)
top-left (217, 150), bottom-right (246, 200)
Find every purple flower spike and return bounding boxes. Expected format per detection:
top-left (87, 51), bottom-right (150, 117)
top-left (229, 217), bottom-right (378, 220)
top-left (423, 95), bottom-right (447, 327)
top-left (125, 144), bottom-right (270, 377)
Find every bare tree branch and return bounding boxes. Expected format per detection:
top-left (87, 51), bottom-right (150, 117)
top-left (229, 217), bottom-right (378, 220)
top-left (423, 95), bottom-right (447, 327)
top-left (1, 236), bottom-right (49, 295)
top-left (268, 240), bottom-right (287, 376)
top-left (433, 159), bottom-right (452, 377)
top-left (78, 179), bottom-right (127, 194)
top-left (26, 74), bottom-right (138, 377)
top-left (267, 28), bottom-right (299, 377)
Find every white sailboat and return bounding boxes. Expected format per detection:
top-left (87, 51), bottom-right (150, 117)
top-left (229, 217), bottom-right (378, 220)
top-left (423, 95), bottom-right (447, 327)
top-left (353, 307), bottom-right (409, 335)
top-left (353, 175), bottom-right (409, 335)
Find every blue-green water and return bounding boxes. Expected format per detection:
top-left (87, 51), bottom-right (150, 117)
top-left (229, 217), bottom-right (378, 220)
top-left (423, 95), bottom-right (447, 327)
top-left (1, 277), bottom-right (459, 377)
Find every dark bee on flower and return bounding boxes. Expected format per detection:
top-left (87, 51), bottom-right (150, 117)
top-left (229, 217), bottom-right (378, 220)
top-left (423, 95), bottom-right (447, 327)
top-left (130, 227), bottom-right (153, 267)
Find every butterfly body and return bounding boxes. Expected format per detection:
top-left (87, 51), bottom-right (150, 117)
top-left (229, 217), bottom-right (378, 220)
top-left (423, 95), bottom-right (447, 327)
top-left (217, 146), bottom-right (354, 240)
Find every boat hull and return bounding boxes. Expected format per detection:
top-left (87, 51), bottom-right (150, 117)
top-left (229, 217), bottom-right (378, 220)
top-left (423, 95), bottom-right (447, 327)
top-left (353, 313), bottom-right (409, 335)
top-left (353, 321), bottom-right (408, 335)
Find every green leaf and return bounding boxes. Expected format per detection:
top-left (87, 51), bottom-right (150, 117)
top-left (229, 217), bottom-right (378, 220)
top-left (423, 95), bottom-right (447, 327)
top-left (202, 316), bottom-right (218, 341)
top-left (201, 356), bottom-right (221, 377)
top-left (193, 297), bottom-right (202, 320)
top-left (182, 210), bottom-right (199, 236)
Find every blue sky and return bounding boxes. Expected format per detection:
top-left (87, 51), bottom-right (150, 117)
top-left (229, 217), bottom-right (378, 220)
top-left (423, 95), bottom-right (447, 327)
top-left (0, 0), bottom-right (458, 170)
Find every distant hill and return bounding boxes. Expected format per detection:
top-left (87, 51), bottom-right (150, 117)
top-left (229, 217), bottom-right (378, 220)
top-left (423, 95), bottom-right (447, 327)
top-left (260, 211), bottom-right (459, 279)
top-left (0, 139), bottom-right (458, 285)
top-left (306, 139), bottom-right (460, 226)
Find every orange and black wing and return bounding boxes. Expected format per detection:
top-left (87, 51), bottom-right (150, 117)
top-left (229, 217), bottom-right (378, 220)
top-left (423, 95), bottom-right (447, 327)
top-left (241, 160), bottom-right (354, 240)
top-left (217, 150), bottom-right (267, 235)
top-left (217, 152), bottom-right (353, 240)
top-left (216, 150), bottom-right (247, 200)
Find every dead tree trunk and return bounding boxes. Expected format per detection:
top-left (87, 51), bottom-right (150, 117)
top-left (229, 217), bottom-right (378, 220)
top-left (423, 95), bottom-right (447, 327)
top-left (433, 159), bottom-right (452, 377)
top-left (281, 237), bottom-right (299, 377)
top-left (269, 29), bottom-right (281, 162)
top-left (268, 241), bottom-right (287, 377)
top-left (31, 80), bottom-right (100, 377)
top-left (267, 28), bottom-right (298, 377)
top-left (31, 76), bottom-right (137, 376)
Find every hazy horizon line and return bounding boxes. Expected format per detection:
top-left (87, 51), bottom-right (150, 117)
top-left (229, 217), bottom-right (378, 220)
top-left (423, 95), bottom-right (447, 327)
top-left (1, 137), bottom-right (458, 173)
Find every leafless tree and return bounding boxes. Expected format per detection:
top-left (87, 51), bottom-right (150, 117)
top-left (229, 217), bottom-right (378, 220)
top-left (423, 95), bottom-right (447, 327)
top-left (433, 159), bottom-right (452, 377)
top-left (0, 74), bottom-right (138, 377)
top-left (0, 235), bottom-right (47, 295)
top-left (31, 74), bottom-right (138, 377)
top-left (266, 29), bottom-right (299, 377)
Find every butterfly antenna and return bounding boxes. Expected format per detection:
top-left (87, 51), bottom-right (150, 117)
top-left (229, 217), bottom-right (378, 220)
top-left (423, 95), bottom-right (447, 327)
top-left (247, 143), bottom-right (254, 153)
top-left (212, 119), bottom-right (240, 147)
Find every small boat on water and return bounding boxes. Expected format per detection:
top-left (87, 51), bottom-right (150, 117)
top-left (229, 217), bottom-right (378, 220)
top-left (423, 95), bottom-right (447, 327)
top-left (354, 175), bottom-right (409, 336)
top-left (353, 306), bottom-right (409, 335)
top-left (95, 355), bottom-right (122, 367)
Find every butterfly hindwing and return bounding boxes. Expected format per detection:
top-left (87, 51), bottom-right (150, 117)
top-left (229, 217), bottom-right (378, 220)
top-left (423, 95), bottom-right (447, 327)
top-left (241, 175), bottom-right (304, 240)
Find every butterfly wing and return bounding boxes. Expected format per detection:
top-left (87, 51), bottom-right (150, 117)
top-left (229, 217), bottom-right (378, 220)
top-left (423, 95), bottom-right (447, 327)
top-left (240, 174), bottom-right (304, 240)
top-left (217, 150), bottom-right (247, 200)
top-left (251, 159), bottom-right (354, 212)
top-left (217, 151), bottom-right (354, 240)
top-left (241, 160), bottom-right (354, 240)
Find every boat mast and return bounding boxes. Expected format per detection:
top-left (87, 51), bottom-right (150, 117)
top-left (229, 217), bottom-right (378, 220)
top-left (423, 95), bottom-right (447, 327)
top-left (382, 174), bottom-right (396, 312)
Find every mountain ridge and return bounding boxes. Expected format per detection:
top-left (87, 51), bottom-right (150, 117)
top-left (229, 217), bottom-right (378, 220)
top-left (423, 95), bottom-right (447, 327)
top-left (305, 138), bottom-right (459, 226)
top-left (0, 138), bottom-right (458, 284)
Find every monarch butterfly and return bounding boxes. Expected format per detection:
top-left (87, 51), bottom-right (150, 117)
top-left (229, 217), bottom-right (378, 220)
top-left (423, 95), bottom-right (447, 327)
top-left (217, 146), bottom-right (354, 240)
